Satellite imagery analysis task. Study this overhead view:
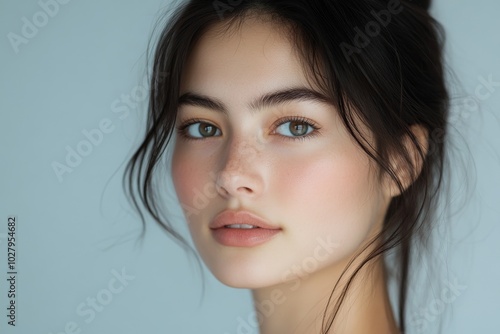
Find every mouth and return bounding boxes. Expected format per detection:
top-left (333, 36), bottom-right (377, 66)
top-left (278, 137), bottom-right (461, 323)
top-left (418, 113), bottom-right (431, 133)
top-left (209, 210), bottom-right (281, 230)
top-left (210, 210), bottom-right (282, 247)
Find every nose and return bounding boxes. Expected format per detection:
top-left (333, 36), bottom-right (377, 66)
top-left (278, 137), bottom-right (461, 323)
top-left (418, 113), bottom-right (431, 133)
top-left (214, 135), bottom-right (265, 199)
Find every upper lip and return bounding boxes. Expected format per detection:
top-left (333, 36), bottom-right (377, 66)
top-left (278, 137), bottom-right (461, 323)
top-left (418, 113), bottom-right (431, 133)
top-left (209, 210), bottom-right (281, 230)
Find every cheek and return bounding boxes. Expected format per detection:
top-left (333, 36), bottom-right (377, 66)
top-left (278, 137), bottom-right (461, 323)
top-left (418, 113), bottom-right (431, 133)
top-left (171, 145), bottom-right (210, 214)
top-left (275, 150), bottom-right (378, 256)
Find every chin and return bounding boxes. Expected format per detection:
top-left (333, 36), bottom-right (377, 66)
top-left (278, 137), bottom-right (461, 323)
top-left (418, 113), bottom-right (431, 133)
top-left (215, 273), bottom-right (278, 290)
top-left (204, 257), bottom-right (283, 289)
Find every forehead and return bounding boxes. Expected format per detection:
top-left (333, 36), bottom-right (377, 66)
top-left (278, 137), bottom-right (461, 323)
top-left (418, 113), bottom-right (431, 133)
top-left (179, 16), bottom-right (313, 98)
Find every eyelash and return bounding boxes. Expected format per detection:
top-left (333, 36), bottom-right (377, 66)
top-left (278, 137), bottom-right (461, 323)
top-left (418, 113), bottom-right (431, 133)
top-left (175, 116), bottom-right (322, 142)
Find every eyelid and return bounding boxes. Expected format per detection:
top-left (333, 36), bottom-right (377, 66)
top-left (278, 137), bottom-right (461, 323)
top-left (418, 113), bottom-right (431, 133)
top-left (176, 115), bottom-right (322, 141)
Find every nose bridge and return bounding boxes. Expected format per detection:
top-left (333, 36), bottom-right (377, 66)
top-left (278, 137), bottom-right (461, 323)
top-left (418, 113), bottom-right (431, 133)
top-left (223, 132), bottom-right (260, 174)
top-left (226, 132), bottom-right (258, 166)
top-left (215, 130), bottom-right (265, 196)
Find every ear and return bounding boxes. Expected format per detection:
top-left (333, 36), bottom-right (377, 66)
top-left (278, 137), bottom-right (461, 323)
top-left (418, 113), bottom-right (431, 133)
top-left (383, 124), bottom-right (429, 198)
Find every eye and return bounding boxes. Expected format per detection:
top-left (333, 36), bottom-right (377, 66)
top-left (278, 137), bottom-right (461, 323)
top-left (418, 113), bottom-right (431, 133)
top-left (176, 116), bottom-right (321, 141)
top-left (273, 116), bottom-right (321, 141)
top-left (176, 118), bottom-right (221, 140)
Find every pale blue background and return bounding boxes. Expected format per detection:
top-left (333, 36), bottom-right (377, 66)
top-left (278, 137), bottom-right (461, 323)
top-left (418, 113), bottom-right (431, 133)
top-left (0, 1), bottom-right (499, 333)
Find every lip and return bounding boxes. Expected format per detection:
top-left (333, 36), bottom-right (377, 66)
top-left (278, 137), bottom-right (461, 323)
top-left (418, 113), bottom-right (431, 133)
top-left (209, 210), bottom-right (281, 230)
top-left (209, 210), bottom-right (282, 247)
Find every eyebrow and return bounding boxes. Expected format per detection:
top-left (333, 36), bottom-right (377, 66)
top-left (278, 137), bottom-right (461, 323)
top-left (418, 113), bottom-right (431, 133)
top-left (177, 87), bottom-right (334, 115)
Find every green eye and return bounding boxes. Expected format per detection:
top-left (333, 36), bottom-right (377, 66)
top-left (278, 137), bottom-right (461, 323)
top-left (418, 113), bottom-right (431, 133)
top-left (275, 119), bottom-right (314, 137)
top-left (176, 116), bottom-right (321, 141)
top-left (272, 116), bottom-right (321, 141)
top-left (176, 119), bottom-right (222, 140)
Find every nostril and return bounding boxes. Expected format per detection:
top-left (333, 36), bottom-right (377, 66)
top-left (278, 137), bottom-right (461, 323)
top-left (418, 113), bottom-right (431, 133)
top-left (215, 182), bottom-right (229, 196)
top-left (239, 186), bottom-right (253, 194)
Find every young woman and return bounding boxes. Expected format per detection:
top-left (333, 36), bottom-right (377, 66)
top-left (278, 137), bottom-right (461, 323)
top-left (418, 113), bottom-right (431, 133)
top-left (124, 0), bottom-right (451, 333)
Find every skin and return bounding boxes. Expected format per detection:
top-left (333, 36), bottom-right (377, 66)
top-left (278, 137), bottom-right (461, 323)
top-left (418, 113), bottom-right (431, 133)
top-left (170, 14), bottom-right (421, 334)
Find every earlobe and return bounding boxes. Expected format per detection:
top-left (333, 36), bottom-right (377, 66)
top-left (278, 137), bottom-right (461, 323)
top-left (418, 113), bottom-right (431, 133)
top-left (384, 124), bottom-right (429, 198)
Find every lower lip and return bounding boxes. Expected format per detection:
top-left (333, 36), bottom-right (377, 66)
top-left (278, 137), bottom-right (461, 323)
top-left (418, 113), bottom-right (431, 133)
top-left (211, 227), bottom-right (281, 247)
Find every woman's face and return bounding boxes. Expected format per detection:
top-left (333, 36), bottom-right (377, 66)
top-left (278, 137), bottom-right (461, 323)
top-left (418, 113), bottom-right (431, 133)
top-left (171, 16), bottom-right (393, 288)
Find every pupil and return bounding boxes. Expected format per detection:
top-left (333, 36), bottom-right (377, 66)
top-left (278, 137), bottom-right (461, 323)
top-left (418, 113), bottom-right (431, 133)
top-left (200, 123), bottom-right (215, 136)
top-left (290, 121), bottom-right (307, 136)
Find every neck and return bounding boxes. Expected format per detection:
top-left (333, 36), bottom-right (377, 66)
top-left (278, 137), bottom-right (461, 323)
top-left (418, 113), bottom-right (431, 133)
top-left (251, 256), bottom-right (399, 334)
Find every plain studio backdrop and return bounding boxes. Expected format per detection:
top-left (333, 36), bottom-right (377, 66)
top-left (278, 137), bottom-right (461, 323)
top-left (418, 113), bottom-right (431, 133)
top-left (0, 0), bottom-right (499, 333)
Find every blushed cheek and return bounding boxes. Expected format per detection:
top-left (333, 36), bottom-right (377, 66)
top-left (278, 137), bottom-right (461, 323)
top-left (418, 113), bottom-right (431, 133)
top-left (277, 153), bottom-right (376, 249)
top-left (171, 150), bottom-right (200, 211)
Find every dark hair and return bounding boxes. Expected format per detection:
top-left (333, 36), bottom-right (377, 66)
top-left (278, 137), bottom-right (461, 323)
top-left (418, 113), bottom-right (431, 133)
top-left (124, 0), bottom-right (450, 332)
